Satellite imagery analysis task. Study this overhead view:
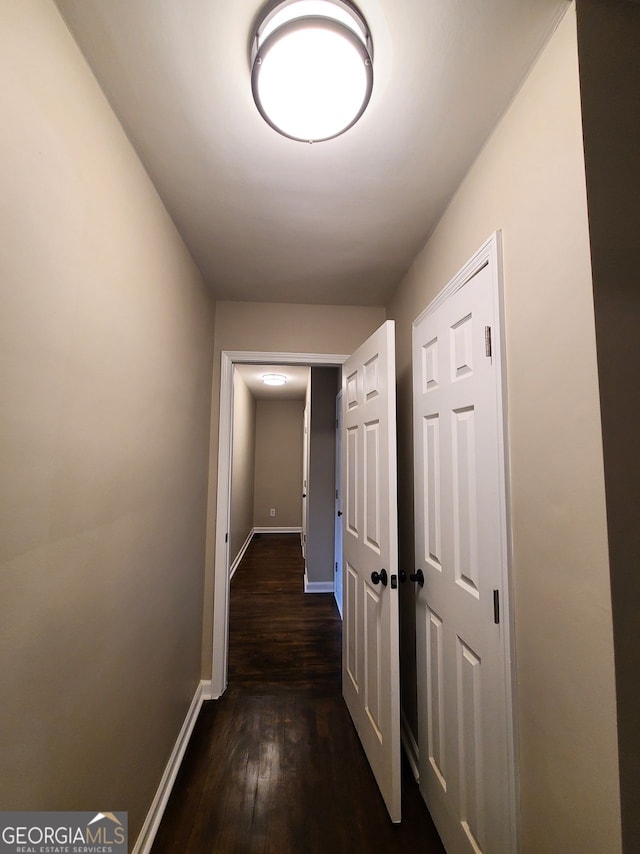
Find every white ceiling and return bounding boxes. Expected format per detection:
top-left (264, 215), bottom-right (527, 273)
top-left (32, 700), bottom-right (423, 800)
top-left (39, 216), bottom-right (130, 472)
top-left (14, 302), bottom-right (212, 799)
top-left (236, 364), bottom-right (310, 399)
top-left (55, 0), bottom-right (569, 306)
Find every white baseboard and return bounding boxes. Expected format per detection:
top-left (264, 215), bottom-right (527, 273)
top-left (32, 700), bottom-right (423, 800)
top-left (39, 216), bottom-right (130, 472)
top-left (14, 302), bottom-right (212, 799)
top-left (304, 569), bottom-right (334, 593)
top-left (400, 706), bottom-right (420, 783)
top-left (132, 680), bottom-right (211, 854)
top-left (334, 591), bottom-right (343, 619)
top-left (200, 679), bottom-right (215, 701)
top-left (229, 529), bottom-right (254, 580)
top-left (253, 526), bottom-right (302, 534)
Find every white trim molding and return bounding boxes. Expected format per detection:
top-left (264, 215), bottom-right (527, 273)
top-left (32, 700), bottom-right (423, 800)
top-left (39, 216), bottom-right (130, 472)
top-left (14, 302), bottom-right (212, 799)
top-left (253, 526), bottom-right (303, 534)
top-left (200, 679), bottom-right (215, 701)
top-left (400, 707), bottom-right (420, 783)
top-left (229, 529), bottom-right (254, 580)
top-left (132, 680), bottom-right (212, 854)
top-left (304, 569), bottom-right (334, 593)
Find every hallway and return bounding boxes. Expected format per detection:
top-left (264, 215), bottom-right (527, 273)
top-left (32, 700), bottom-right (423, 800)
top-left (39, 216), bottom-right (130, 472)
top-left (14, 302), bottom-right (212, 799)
top-left (151, 534), bottom-right (444, 852)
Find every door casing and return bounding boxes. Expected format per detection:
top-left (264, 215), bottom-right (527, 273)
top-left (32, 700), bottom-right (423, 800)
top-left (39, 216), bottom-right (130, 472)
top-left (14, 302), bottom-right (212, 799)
top-left (302, 400), bottom-right (309, 560)
top-left (334, 390), bottom-right (344, 617)
top-left (211, 350), bottom-right (348, 698)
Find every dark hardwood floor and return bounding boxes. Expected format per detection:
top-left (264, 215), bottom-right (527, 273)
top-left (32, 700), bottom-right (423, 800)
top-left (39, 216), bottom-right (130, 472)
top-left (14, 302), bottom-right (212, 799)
top-left (151, 533), bottom-right (445, 853)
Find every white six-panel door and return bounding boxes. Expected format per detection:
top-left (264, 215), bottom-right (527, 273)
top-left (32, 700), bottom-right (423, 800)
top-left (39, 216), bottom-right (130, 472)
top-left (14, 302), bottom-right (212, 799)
top-left (412, 236), bottom-right (516, 853)
top-left (342, 320), bottom-right (401, 823)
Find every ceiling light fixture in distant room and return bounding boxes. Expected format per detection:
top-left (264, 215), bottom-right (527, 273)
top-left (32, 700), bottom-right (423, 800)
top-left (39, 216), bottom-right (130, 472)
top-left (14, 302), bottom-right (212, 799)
top-left (251, 0), bottom-right (374, 143)
top-left (262, 373), bottom-right (288, 386)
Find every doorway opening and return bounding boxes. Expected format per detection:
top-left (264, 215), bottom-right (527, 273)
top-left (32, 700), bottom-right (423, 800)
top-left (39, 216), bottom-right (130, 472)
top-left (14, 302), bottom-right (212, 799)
top-left (229, 363), bottom-right (310, 581)
top-left (211, 351), bottom-right (348, 699)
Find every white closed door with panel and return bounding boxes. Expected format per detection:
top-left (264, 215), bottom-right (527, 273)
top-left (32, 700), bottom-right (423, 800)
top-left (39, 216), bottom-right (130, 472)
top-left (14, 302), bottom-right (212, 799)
top-left (412, 236), bottom-right (516, 853)
top-left (342, 319), bottom-right (401, 823)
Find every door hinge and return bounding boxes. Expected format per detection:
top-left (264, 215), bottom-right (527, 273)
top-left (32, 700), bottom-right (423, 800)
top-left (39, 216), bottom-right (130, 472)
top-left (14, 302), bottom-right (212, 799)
top-left (225, 532), bottom-right (228, 544)
top-left (485, 326), bottom-right (492, 358)
top-left (335, 562), bottom-right (338, 572)
top-left (493, 589), bottom-right (500, 624)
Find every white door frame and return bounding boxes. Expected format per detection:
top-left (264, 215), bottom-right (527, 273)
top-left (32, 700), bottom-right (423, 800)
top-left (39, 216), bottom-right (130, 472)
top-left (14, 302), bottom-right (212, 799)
top-left (211, 350), bottom-right (348, 699)
top-left (334, 390), bottom-right (344, 618)
top-left (302, 400), bottom-right (309, 559)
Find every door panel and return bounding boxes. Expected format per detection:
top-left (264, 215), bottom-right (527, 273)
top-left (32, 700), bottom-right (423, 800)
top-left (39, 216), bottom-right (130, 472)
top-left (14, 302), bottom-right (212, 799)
top-left (364, 420), bottom-right (381, 551)
top-left (426, 605), bottom-right (446, 789)
top-left (365, 583), bottom-right (382, 732)
top-left (345, 562), bottom-right (358, 690)
top-left (457, 638), bottom-right (484, 852)
top-left (346, 426), bottom-right (358, 536)
top-left (413, 238), bottom-right (515, 853)
top-left (424, 413), bottom-right (442, 569)
top-left (342, 320), bottom-right (401, 823)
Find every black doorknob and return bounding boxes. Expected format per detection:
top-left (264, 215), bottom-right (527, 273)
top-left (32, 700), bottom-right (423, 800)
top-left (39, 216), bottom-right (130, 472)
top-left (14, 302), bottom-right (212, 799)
top-left (410, 569), bottom-right (424, 587)
top-left (302, 493), bottom-right (306, 498)
top-left (337, 511), bottom-right (343, 516)
top-left (371, 569), bottom-right (388, 587)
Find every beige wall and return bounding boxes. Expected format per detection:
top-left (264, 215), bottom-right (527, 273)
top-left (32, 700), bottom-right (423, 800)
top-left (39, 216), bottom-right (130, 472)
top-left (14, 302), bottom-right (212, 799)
top-left (202, 301), bottom-right (385, 674)
top-left (386, 7), bottom-right (621, 852)
top-left (576, 1), bottom-right (640, 849)
top-left (253, 399), bottom-right (304, 528)
top-left (306, 368), bottom-right (340, 584)
top-left (0, 1), bottom-right (215, 843)
top-left (229, 373), bottom-right (256, 564)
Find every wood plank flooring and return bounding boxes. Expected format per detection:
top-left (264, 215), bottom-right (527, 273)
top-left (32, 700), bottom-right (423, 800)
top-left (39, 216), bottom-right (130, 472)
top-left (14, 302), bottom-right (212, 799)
top-left (151, 533), bottom-right (445, 853)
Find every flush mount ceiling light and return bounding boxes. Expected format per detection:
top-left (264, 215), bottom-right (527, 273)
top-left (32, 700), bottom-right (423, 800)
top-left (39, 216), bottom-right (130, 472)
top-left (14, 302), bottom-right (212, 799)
top-left (262, 373), bottom-right (288, 386)
top-left (251, 0), bottom-right (373, 143)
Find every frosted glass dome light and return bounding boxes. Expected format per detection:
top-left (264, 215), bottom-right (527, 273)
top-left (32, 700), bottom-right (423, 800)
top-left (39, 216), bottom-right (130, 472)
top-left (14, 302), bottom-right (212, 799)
top-left (251, 1), bottom-right (373, 143)
top-left (262, 373), bottom-right (288, 386)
